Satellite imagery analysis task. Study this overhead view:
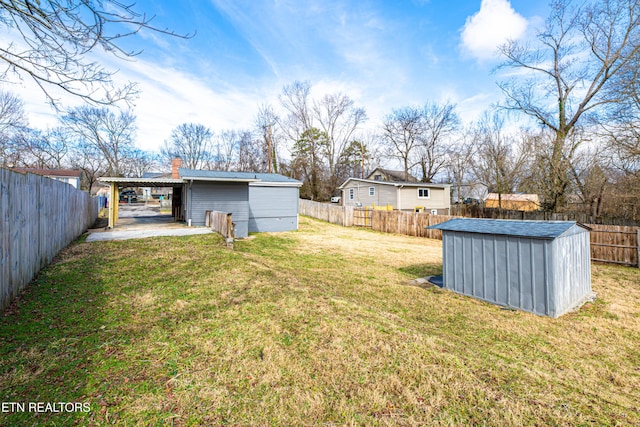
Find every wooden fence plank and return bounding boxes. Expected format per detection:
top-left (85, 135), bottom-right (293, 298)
top-left (0, 168), bottom-right (99, 313)
top-left (300, 199), bottom-right (639, 267)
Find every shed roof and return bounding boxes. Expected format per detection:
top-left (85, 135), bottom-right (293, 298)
top-left (429, 218), bottom-right (589, 239)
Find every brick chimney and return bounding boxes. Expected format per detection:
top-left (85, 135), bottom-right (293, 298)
top-left (171, 158), bottom-right (182, 179)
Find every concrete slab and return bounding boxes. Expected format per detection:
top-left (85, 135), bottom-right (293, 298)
top-left (86, 227), bottom-right (212, 242)
top-left (86, 203), bottom-right (213, 242)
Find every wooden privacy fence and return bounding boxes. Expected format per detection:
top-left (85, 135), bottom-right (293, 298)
top-left (205, 210), bottom-right (235, 244)
top-left (589, 224), bottom-right (639, 267)
top-left (299, 199), bottom-right (354, 227)
top-left (299, 199), bottom-right (640, 267)
top-left (1, 168), bottom-right (99, 312)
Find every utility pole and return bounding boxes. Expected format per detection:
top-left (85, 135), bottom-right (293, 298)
top-left (266, 125), bottom-right (273, 173)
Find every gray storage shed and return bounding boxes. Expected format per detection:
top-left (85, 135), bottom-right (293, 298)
top-left (429, 218), bottom-right (593, 318)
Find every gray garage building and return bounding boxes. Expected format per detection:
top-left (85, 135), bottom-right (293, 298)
top-left (429, 218), bottom-right (593, 318)
top-left (178, 169), bottom-right (302, 238)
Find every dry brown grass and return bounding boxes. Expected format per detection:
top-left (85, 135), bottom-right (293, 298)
top-left (0, 216), bottom-right (638, 426)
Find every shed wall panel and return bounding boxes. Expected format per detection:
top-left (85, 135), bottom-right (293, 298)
top-left (551, 232), bottom-right (592, 316)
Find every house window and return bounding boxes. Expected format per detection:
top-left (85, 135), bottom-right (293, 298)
top-left (374, 175), bottom-right (382, 181)
top-left (418, 188), bottom-right (430, 198)
top-left (349, 188), bottom-right (354, 200)
top-left (369, 187), bottom-right (375, 196)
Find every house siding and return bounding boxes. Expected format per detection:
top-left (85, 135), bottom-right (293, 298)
top-left (398, 186), bottom-right (450, 212)
top-left (249, 185), bottom-right (299, 232)
top-left (188, 181), bottom-right (249, 237)
top-left (341, 183), bottom-right (396, 207)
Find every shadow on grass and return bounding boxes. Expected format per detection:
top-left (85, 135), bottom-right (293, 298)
top-left (0, 240), bottom-right (108, 425)
top-left (398, 263), bottom-right (442, 279)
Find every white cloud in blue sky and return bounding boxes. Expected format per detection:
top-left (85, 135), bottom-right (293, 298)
top-left (9, 0), bottom-right (547, 152)
top-left (460, 0), bottom-right (529, 61)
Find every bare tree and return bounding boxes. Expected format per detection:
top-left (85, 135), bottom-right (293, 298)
top-left (313, 92), bottom-right (367, 187)
top-left (446, 126), bottom-right (477, 203)
top-left (497, 0), bottom-right (640, 211)
top-left (63, 106), bottom-right (137, 176)
top-left (569, 147), bottom-right (611, 219)
top-left (279, 80), bottom-right (314, 142)
top-left (0, 90), bottom-right (27, 166)
top-left (471, 112), bottom-right (532, 209)
top-left (15, 127), bottom-right (71, 168)
top-left (69, 138), bottom-right (105, 192)
top-left (0, 1), bottom-right (191, 106)
top-left (416, 101), bottom-right (459, 182)
top-left (236, 130), bottom-right (263, 172)
top-left (381, 106), bottom-right (423, 179)
top-left (161, 123), bottom-right (213, 170)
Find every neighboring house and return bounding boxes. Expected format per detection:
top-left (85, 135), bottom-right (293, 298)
top-left (339, 177), bottom-right (451, 214)
top-left (485, 193), bottom-right (540, 211)
top-left (367, 168), bottom-right (418, 183)
top-left (141, 171), bottom-right (173, 200)
top-left (11, 168), bottom-right (83, 189)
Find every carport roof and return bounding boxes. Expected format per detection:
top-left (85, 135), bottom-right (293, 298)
top-left (98, 177), bottom-right (183, 186)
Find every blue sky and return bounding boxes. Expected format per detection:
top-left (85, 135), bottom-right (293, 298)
top-left (17, 0), bottom-right (551, 152)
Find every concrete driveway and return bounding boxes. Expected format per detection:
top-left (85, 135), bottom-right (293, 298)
top-left (86, 203), bottom-right (212, 242)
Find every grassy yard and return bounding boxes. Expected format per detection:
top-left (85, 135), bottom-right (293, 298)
top-left (1, 216), bottom-right (639, 426)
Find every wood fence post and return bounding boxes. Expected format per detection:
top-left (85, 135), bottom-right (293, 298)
top-left (637, 228), bottom-right (640, 268)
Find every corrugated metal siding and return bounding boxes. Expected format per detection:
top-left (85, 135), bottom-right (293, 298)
top-left (189, 182), bottom-right (249, 237)
top-left (443, 231), bottom-right (569, 316)
top-left (248, 186), bottom-right (299, 232)
top-left (440, 224), bottom-right (591, 317)
top-left (550, 232), bottom-right (592, 317)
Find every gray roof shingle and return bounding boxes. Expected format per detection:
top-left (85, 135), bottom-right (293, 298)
top-left (428, 218), bottom-right (588, 239)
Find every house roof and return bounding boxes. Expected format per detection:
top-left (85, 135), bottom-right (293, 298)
top-left (368, 168), bottom-right (418, 182)
top-left (178, 169), bottom-right (302, 186)
top-left (339, 177), bottom-right (450, 189)
top-left (428, 218), bottom-right (589, 239)
top-left (11, 168), bottom-right (82, 178)
top-left (99, 170), bottom-right (302, 187)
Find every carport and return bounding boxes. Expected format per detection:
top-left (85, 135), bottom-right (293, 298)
top-left (98, 176), bottom-right (183, 229)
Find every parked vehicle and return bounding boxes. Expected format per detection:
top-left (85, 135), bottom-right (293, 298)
top-left (119, 189), bottom-right (138, 203)
top-left (331, 196), bottom-right (341, 203)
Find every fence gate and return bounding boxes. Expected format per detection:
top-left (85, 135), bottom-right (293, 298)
top-left (353, 207), bottom-right (372, 227)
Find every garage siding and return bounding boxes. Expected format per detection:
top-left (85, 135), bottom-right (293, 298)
top-left (248, 185), bottom-right (299, 232)
top-left (189, 182), bottom-right (249, 237)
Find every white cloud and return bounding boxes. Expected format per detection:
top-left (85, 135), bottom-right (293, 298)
top-left (460, 0), bottom-right (528, 61)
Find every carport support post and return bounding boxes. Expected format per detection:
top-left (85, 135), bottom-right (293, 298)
top-left (108, 183), bottom-right (119, 229)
